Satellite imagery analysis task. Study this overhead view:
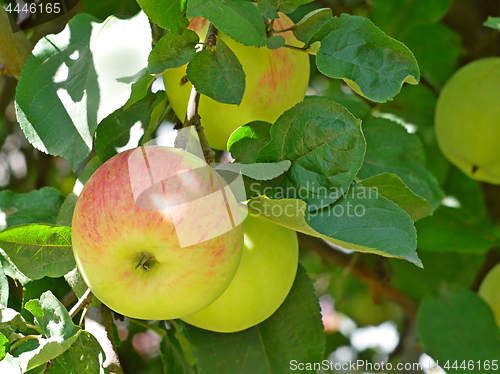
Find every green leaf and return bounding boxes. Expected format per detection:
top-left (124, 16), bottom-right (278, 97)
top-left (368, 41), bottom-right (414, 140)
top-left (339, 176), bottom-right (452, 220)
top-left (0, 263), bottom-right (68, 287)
top-left (78, 157), bottom-right (103, 186)
top-left (96, 91), bottom-right (167, 163)
top-left (401, 23), bottom-right (461, 88)
top-left (357, 117), bottom-right (444, 209)
top-left (266, 35), bottom-right (286, 50)
top-left (80, 0), bottom-right (140, 21)
top-left (64, 267), bottom-right (89, 300)
top-left (184, 264), bottom-right (325, 374)
top-left (371, 0), bottom-right (453, 36)
top-left (0, 262), bottom-right (8, 307)
top-left (255, 98), bottom-right (366, 208)
top-left (359, 173), bottom-right (433, 221)
top-left (0, 305), bottom-right (27, 342)
top-left (187, 0), bottom-right (267, 47)
top-left (187, 39), bottom-right (245, 105)
top-left (312, 96), bottom-right (371, 120)
top-left (56, 193), bottom-right (79, 227)
top-left (258, 0), bottom-right (315, 18)
top-left (417, 286), bottom-right (500, 372)
top-left (15, 292), bottom-right (81, 372)
top-left (15, 12), bottom-right (152, 169)
top-left (415, 206), bottom-right (497, 254)
top-left (50, 331), bottom-right (106, 374)
top-left (124, 68), bottom-right (156, 110)
top-left (216, 161), bottom-right (291, 181)
top-left (160, 328), bottom-right (197, 374)
top-left (0, 255), bottom-right (30, 285)
top-left (484, 17), bottom-right (500, 31)
top-left (228, 121), bottom-right (273, 163)
top-left (0, 353), bottom-right (21, 373)
top-left (136, 0), bottom-right (189, 34)
top-left (0, 332), bottom-right (9, 360)
top-left (315, 14), bottom-right (420, 103)
top-left (248, 186), bottom-right (420, 266)
top-left (0, 224), bottom-right (74, 280)
top-left (389, 250), bottom-right (484, 302)
top-left (148, 30), bottom-right (200, 74)
top-left (290, 8), bottom-right (333, 44)
top-left (0, 188), bottom-right (65, 232)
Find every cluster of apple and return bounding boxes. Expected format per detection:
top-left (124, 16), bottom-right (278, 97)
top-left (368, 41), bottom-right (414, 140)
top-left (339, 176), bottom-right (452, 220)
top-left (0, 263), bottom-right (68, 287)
top-left (71, 13), bottom-right (310, 332)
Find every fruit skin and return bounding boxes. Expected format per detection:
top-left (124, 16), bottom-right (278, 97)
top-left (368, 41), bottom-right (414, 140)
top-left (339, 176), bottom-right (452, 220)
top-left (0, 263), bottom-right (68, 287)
top-left (71, 146), bottom-right (244, 320)
top-left (435, 58), bottom-right (500, 184)
top-left (479, 263), bottom-right (500, 327)
top-left (163, 14), bottom-right (310, 150)
top-left (181, 212), bottom-right (299, 333)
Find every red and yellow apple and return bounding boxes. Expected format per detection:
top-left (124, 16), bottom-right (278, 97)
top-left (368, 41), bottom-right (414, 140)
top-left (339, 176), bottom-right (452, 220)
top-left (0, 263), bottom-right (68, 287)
top-left (162, 13), bottom-right (310, 150)
top-left (479, 263), bottom-right (500, 328)
top-left (71, 146), bottom-right (244, 320)
top-left (181, 212), bottom-right (298, 332)
top-left (435, 58), bottom-right (500, 184)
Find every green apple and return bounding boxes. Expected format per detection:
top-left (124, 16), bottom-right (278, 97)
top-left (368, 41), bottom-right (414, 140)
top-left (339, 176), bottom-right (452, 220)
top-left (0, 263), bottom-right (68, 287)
top-left (479, 263), bottom-right (500, 327)
top-left (71, 146), bottom-right (244, 320)
top-left (162, 12), bottom-right (310, 150)
top-left (181, 212), bottom-right (299, 332)
top-left (435, 58), bottom-right (500, 184)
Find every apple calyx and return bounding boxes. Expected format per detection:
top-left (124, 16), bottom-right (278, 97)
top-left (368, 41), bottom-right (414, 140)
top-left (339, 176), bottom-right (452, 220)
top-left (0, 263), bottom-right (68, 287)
top-left (135, 253), bottom-right (157, 272)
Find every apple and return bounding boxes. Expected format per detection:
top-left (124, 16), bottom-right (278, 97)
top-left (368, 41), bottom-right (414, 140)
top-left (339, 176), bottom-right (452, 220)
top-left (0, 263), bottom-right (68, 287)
top-left (162, 12), bottom-right (310, 150)
top-left (181, 212), bottom-right (298, 332)
top-left (435, 57), bottom-right (500, 184)
top-left (71, 146), bottom-right (244, 320)
top-left (479, 263), bottom-right (500, 327)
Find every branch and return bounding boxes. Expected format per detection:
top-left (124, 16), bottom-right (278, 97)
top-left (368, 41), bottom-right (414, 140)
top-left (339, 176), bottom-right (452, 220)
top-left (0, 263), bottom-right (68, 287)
top-left (69, 288), bottom-right (93, 318)
top-left (0, 8), bottom-right (32, 80)
top-left (183, 23), bottom-right (218, 164)
top-left (85, 304), bottom-right (123, 374)
top-left (298, 233), bottom-right (418, 319)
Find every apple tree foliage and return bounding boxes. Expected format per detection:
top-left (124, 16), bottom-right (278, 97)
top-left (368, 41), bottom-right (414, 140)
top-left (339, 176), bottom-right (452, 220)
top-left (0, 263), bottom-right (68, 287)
top-left (0, 0), bottom-right (500, 372)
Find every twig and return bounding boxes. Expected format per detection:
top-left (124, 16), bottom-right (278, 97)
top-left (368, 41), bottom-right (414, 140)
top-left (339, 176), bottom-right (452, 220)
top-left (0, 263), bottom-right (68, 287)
top-left (182, 23), bottom-right (218, 164)
top-left (0, 8), bottom-right (32, 80)
top-left (69, 288), bottom-right (93, 318)
top-left (298, 233), bottom-right (419, 318)
top-left (85, 304), bottom-right (124, 374)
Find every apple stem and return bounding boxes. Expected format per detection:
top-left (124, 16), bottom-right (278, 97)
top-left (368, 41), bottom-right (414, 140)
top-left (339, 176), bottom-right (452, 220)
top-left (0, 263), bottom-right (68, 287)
top-left (182, 23), bottom-right (218, 165)
top-left (136, 253), bottom-right (157, 272)
top-left (282, 44), bottom-right (311, 53)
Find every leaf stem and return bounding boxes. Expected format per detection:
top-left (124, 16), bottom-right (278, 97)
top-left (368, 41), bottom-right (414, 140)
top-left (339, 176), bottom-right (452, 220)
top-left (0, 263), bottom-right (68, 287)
top-left (282, 44), bottom-right (309, 53)
top-left (182, 23), bottom-right (218, 164)
top-left (129, 318), bottom-right (166, 338)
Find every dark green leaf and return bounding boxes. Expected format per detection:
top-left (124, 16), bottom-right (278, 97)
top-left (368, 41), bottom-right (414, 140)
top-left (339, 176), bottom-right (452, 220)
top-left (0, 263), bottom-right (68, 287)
top-left (315, 14), bottom-right (420, 103)
top-left (255, 98), bottom-right (366, 208)
top-left (136, 0), bottom-right (189, 34)
top-left (266, 35), bottom-right (286, 50)
top-left (161, 328), bottom-right (197, 374)
top-left (258, 0), bottom-right (315, 18)
top-left (187, 39), bottom-right (245, 105)
top-left (417, 286), bottom-right (500, 371)
top-left (415, 206), bottom-right (496, 254)
top-left (184, 265), bottom-right (325, 374)
top-left (51, 331), bottom-right (106, 374)
top-left (358, 117), bottom-right (444, 209)
top-left (290, 8), bottom-right (333, 44)
top-left (0, 188), bottom-right (65, 231)
top-left (96, 91), bottom-right (166, 163)
top-left (124, 69), bottom-right (156, 110)
top-left (187, 0), bottom-right (267, 47)
top-left (0, 224), bottom-right (74, 280)
top-left (15, 292), bottom-right (81, 372)
top-left (80, 0), bottom-right (140, 21)
top-left (0, 305), bottom-right (27, 342)
top-left (56, 193), bottom-right (78, 227)
top-left (359, 173), bottom-right (433, 221)
top-left (78, 157), bottom-right (103, 185)
top-left (371, 0), bottom-right (453, 36)
top-left (148, 30), bottom-right (199, 74)
top-left (15, 13), bottom-right (152, 169)
top-left (401, 23), bottom-right (461, 88)
top-left (0, 263), bottom-right (8, 307)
